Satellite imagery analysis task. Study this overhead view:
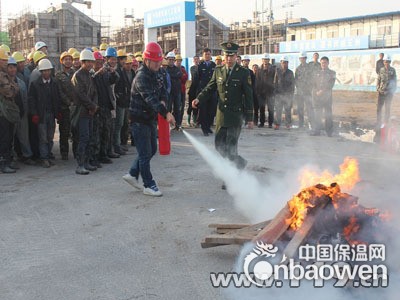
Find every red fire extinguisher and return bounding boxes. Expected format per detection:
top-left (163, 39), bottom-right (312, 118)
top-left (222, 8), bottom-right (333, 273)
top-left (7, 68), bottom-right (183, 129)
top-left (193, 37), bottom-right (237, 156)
top-left (158, 113), bottom-right (171, 155)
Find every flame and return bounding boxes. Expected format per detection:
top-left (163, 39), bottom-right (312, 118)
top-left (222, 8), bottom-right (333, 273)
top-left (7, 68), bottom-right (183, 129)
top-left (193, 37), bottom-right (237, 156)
top-left (343, 216), bottom-right (363, 245)
top-left (287, 184), bottom-right (340, 230)
top-left (287, 158), bottom-right (360, 231)
top-left (298, 157), bottom-right (360, 192)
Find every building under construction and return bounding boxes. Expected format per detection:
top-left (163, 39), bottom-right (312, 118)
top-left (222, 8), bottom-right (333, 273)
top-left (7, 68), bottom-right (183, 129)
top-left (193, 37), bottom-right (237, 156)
top-left (7, 2), bottom-right (100, 62)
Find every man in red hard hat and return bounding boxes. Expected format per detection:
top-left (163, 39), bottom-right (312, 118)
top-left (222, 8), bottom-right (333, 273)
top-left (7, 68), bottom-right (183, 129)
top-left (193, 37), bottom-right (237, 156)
top-left (122, 42), bottom-right (175, 197)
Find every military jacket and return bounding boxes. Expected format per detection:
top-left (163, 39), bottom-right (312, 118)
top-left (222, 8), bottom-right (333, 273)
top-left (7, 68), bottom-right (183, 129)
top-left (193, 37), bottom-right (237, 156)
top-left (377, 66), bottom-right (397, 95)
top-left (197, 64), bottom-right (253, 130)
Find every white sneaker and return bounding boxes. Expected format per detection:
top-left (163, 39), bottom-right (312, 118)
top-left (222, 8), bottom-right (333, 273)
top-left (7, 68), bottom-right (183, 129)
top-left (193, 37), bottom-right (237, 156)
top-left (143, 185), bottom-right (163, 197)
top-left (122, 174), bottom-right (141, 190)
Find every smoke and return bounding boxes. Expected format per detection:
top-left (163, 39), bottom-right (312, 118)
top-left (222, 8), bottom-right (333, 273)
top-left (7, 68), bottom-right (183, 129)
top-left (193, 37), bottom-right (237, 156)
top-left (183, 130), bottom-right (298, 223)
top-left (183, 130), bottom-right (399, 300)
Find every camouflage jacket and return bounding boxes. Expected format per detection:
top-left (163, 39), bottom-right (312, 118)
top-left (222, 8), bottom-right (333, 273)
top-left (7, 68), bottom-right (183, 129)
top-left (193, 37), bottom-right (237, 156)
top-left (0, 70), bottom-right (19, 101)
top-left (377, 66), bottom-right (397, 95)
top-left (55, 69), bottom-right (75, 110)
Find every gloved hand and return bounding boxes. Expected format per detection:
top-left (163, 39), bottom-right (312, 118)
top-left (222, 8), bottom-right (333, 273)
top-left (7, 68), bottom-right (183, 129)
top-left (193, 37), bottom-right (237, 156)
top-left (56, 112), bottom-right (62, 121)
top-left (32, 115), bottom-right (40, 125)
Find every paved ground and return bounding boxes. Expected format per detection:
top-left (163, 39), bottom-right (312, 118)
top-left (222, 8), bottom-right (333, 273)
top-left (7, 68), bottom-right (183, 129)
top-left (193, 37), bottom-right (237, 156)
top-left (1, 107), bottom-right (400, 299)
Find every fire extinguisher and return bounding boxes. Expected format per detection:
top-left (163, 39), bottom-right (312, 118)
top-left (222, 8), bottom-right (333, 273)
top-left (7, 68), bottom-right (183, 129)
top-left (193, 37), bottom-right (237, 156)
top-left (158, 113), bottom-right (170, 155)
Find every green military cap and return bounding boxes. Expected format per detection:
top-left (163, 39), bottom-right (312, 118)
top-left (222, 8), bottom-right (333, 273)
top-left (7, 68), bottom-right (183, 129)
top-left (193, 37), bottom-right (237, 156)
top-left (220, 41), bottom-right (239, 55)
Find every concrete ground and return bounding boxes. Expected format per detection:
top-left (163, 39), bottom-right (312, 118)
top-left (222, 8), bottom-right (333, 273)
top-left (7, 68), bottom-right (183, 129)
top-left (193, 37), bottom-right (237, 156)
top-left (1, 122), bottom-right (399, 300)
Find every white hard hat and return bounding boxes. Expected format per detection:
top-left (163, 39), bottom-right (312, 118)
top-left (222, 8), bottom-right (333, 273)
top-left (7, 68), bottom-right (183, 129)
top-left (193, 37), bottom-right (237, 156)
top-left (35, 41), bottom-right (47, 51)
top-left (383, 54), bottom-right (392, 61)
top-left (242, 55), bottom-right (250, 61)
top-left (262, 53), bottom-right (270, 59)
top-left (80, 49), bottom-right (95, 61)
top-left (280, 55), bottom-right (289, 62)
top-left (299, 51), bottom-right (307, 58)
top-left (166, 51), bottom-right (176, 59)
top-left (38, 58), bottom-right (53, 71)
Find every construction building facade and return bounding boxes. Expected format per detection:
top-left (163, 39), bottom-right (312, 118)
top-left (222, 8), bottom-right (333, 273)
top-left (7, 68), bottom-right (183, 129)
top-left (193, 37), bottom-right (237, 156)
top-left (8, 3), bottom-right (100, 60)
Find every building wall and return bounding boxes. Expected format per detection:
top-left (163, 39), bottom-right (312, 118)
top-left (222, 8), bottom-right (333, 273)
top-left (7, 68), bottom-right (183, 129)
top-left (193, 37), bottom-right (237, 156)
top-left (287, 13), bottom-right (400, 48)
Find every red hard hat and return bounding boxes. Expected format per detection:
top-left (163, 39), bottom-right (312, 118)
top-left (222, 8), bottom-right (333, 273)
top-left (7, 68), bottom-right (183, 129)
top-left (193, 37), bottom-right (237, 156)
top-left (93, 51), bottom-right (103, 60)
top-left (143, 42), bottom-right (163, 62)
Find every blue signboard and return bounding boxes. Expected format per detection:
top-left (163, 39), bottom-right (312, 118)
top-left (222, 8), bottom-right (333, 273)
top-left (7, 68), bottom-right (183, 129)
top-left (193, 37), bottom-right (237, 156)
top-left (279, 36), bottom-right (370, 53)
top-left (144, 1), bottom-right (196, 28)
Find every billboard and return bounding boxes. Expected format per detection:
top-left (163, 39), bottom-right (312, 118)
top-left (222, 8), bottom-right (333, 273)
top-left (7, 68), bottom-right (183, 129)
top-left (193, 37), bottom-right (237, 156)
top-left (144, 1), bottom-right (196, 28)
top-left (280, 36), bottom-right (370, 53)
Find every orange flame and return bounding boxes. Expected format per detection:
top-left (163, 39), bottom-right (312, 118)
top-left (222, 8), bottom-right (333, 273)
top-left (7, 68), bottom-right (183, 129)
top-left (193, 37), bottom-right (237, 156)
top-left (298, 157), bottom-right (360, 192)
top-left (343, 216), bottom-right (364, 245)
top-left (288, 157), bottom-right (360, 230)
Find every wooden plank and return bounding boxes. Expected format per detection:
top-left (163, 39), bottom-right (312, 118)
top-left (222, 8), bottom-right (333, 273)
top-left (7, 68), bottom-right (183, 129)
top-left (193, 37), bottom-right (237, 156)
top-left (252, 205), bottom-right (291, 244)
top-left (203, 234), bottom-right (253, 246)
top-left (208, 223), bottom-right (251, 229)
top-left (283, 199), bottom-right (330, 259)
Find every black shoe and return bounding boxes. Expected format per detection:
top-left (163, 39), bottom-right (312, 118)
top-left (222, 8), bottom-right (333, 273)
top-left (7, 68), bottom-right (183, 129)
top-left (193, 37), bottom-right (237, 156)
top-left (84, 163), bottom-right (97, 171)
top-left (99, 157), bottom-right (113, 164)
top-left (108, 152), bottom-right (120, 159)
top-left (23, 158), bottom-right (36, 166)
top-left (207, 128), bottom-right (213, 134)
top-left (268, 124), bottom-right (273, 128)
top-left (114, 148), bottom-right (127, 155)
top-left (40, 160), bottom-right (51, 168)
top-left (91, 160), bottom-right (102, 168)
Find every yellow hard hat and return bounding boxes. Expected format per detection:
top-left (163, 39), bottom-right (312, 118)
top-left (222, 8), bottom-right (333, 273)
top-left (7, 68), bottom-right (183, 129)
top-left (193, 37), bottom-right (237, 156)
top-left (175, 54), bottom-right (182, 60)
top-left (12, 51), bottom-right (25, 63)
top-left (117, 49), bottom-right (127, 57)
top-left (68, 48), bottom-right (78, 54)
top-left (215, 55), bottom-right (222, 61)
top-left (99, 43), bottom-right (108, 51)
top-left (27, 51), bottom-right (34, 61)
top-left (60, 51), bottom-right (73, 63)
top-left (0, 48), bottom-right (9, 60)
top-left (33, 50), bottom-right (47, 64)
top-left (92, 46), bottom-right (99, 52)
top-left (134, 51), bottom-right (143, 58)
top-left (136, 56), bottom-right (143, 62)
top-left (125, 56), bottom-right (133, 64)
top-left (0, 44), bottom-right (10, 53)
top-left (72, 51), bottom-right (80, 59)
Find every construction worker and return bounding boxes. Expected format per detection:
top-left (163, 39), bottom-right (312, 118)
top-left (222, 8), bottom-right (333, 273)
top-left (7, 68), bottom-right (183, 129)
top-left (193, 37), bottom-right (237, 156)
top-left (0, 48), bottom-right (20, 173)
top-left (255, 53), bottom-right (276, 128)
top-left (215, 55), bottom-right (223, 66)
top-left (12, 51), bottom-right (30, 87)
top-left (117, 49), bottom-right (127, 68)
top-left (29, 51), bottom-right (48, 87)
top-left (99, 43), bottom-right (108, 51)
top-left (71, 51), bottom-right (81, 72)
top-left (122, 42), bottom-right (175, 197)
top-left (242, 55), bottom-right (257, 125)
top-left (28, 59), bottom-right (60, 168)
top-left (192, 41), bottom-right (254, 188)
top-left (274, 56), bottom-right (295, 130)
top-left (165, 51), bottom-right (183, 130)
top-left (311, 56), bottom-right (336, 137)
top-left (103, 47), bottom-right (120, 158)
top-left (187, 55), bottom-right (200, 127)
top-left (55, 51), bottom-right (76, 160)
top-left (7, 57), bottom-right (35, 166)
top-left (68, 48), bottom-right (78, 55)
top-left (71, 49), bottom-right (98, 175)
top-left (295, 51), bottom-right (314, 129)
top-left (92, 47), bottom-right (120, 163)
top-left (175, 54), bottom-right (188, 128)
top-left (114, 55), bottom-right (135, 155)
top-left (35, 41), bottom-right (48, 54)
top-left (376, 55), bottom-right (397, 129)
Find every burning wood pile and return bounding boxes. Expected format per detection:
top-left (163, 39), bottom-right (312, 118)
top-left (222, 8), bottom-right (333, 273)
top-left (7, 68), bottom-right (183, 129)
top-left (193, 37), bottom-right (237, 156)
top-left (201, 158), bottom-right (389, 256)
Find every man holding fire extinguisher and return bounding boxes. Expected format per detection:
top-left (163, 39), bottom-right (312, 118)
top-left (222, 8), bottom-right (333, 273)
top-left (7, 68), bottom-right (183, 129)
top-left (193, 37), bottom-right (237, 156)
top-left (122, 42), bottom-right (175, 197)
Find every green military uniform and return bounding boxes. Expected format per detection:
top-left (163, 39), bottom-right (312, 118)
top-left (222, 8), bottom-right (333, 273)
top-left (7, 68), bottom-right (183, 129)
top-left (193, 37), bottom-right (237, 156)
top-left (197, 42), bottom-right (253, 169)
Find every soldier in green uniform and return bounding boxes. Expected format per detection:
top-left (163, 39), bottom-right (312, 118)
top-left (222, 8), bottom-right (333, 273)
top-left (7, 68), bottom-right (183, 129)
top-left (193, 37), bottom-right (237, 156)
top-left (192, 42), bottom-right (254, 177)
